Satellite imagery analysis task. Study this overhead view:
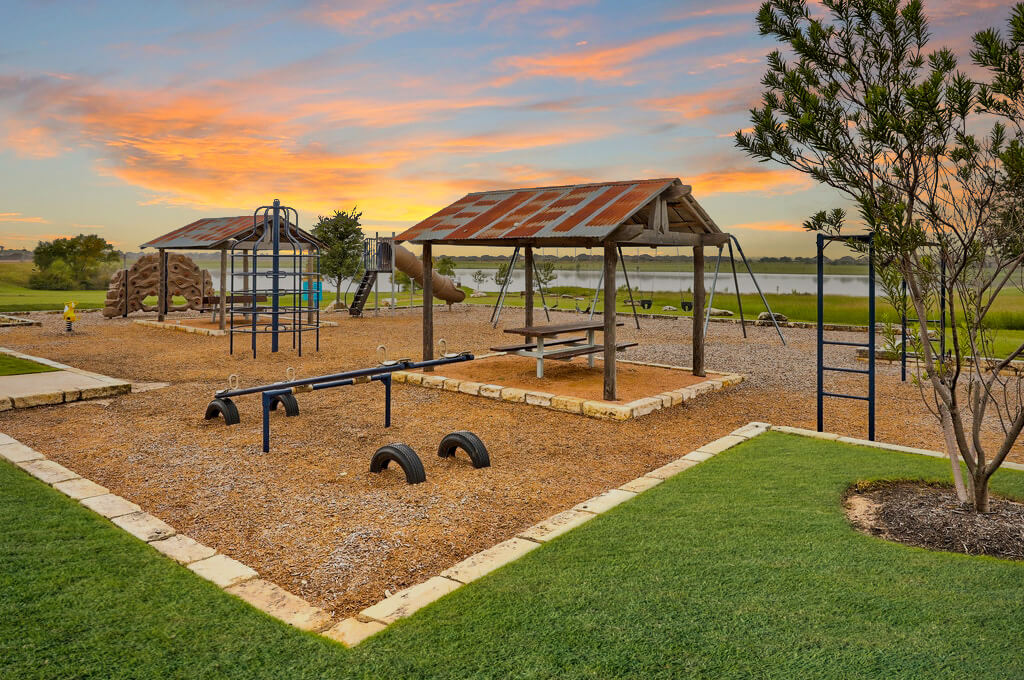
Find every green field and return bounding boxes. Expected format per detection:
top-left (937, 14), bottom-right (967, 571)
top-left (4, 432), bottom-right (1024, 678)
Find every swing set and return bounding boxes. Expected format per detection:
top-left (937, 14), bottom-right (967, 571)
top-left (488, 236), bottom-right (786, 344)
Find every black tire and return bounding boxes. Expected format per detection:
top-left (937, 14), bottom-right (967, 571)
top-left (269, 393), bottom-right (300, 417)
top-left (204, 397), bottom-right (240, 426)
top-left (437, 431), bottom-right (490, 469)
top-left (369, 443), bottom-right (426, 484)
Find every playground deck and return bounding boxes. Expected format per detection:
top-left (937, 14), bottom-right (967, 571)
top-left (0, 306), bottom-right (1017, 620)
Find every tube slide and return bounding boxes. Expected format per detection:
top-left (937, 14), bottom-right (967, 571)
top-left (393, 244), bottom-right (466, 303)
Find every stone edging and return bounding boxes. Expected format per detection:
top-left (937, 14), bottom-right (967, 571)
top-left (0, 313), bottom-right (41, 327)
top-left (0, 347), bottom-right (131, 408)
top-left (767, 424), bottom-right (1024, 472)
top-left (0, 434), bottom-right (335, 634)
top-left (133, 319), bottom-right (340, 337)
top-left (393, 354), bottom-right (744, 421)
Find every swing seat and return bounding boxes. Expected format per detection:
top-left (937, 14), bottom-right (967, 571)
top-left (639, 300), bottom-right (653, 310)
top-left (680, 300), bottom-right (693, 312)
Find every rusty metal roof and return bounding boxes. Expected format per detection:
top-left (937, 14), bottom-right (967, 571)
top-left (396, 178), bottom-right (721, 246)
top-left (140, 216), bottom-right (322, 250)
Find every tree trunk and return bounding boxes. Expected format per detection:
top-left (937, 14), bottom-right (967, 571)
top-left (336, 277), bottom-right (342, 306)
top-left (974, 471), bottom-right (990, 512)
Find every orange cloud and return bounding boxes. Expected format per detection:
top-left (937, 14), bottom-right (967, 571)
top-left (0, 212), bottom-right (48, 223)
top-left (497, 26), bottom-right (735, 82)
top-left (689, 166), bottom-right (813, 196)
top-left (642, 87), bottom-right (755, 120)
top-left (727, 220), bottom-right (805, 232)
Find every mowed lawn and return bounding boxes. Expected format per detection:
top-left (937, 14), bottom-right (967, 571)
top-left (3, 432), bottom-right (1024, 678)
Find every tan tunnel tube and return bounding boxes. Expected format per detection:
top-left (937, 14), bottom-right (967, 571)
top-left (394, 244), bottom-right (466, 304)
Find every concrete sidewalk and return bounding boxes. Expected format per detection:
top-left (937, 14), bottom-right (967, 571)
top-left (0, 348), bottom-right (130, 409)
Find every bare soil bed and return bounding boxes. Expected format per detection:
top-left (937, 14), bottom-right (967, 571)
top-left (0, 305), bottom-right (1020, 619)
top-left (412, 354), bottom-right (708, 402)
top-left (845, 481), bottom-right (1024, 560)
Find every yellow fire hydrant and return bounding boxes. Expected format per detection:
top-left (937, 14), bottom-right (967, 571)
top-left (63, 301), bottom-right (77, 333)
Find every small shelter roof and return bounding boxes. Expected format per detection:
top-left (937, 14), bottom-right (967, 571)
top-left (395, 178), bottom-right (725, 248)
top-left (140, 216), bottom-right (324, 250)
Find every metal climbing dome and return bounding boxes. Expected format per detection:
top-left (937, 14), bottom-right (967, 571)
top-left (228, 199), bottom-right (324, 357)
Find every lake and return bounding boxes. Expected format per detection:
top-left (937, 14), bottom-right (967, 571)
top-left (203, 268), bottom-right (879, 297)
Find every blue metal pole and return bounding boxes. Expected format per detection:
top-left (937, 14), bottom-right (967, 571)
top-left (271, 199), bottom-right (281, 353)
top-left (262, 392), bottom-right (272, 453)
top-left (817, 234), bottom-right (824, 433)
top-left (383, 374), bottom-right (392, 427)
top-left (868, 238), bottom-right (876, 441)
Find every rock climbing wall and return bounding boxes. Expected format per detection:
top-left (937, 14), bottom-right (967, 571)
top-left (102, 253), bottom-right (213, 318)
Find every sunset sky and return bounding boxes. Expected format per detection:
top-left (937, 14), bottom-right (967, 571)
top-left (0, 0), bottom-right (1018, 258)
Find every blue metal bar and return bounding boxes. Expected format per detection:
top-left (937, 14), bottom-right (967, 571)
top-left (822, 392), bottom-right (870, 401)
top-left (383, 374), bottom-right (391, 428)
top-left (271, 200), bottom-right (281, 353)
top-left (216, 353), bottom-right (473, 399)
top-left (868, 238), bottom-right (875, 440)
top-left (817, 234), bottom-right (824, 433)
top-left (822, 340), bottom-right (870, 348)
top-left (823, 366), bottom-right (870, 375)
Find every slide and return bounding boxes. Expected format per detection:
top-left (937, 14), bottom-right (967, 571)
top-left (393, 244), bottom-right (466, 304)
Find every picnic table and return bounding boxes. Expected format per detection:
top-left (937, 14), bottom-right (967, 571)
top-left (492, 321), bottom-right (636, 378)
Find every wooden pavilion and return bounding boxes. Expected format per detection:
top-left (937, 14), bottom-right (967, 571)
top-left (395, 178), bottom-right (729, 401)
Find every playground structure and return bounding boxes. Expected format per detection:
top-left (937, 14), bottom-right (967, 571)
top-left (227, 200), bottom-right (322, 357)
top-left (396, 177), bottom-right (780, 401)
top-left (204, 349), bottom-right (474, 453)
top-left (348, 235), bottom-right (465, 317)
top-left (102, 252), bottom-right (212, 318)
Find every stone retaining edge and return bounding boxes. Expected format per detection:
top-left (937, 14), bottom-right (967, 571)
top-left (392, 358), bottom-right (744, 421)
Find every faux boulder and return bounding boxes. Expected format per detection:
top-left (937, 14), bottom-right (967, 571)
top-left (661, 305), bottom-right (678, 311)
top-left (757, 311), bottom-right (788, 322)
top-left (707, 307), bottom-right (734, 317)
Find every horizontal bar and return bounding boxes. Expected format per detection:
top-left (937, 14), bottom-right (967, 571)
top-left (821, 391), bottom-right (870, 401)
top-left (216, 353), bottom-right (472, 398)
top-left (822, 340), bottom-right (870, 348)
top-left (822, 366), bottom-right (870, 374)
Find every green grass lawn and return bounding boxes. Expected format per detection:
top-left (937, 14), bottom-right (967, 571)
top-left (0, 354), bottom-right (58, 376)
top-left (4, 432), bottom-right (1024, 678)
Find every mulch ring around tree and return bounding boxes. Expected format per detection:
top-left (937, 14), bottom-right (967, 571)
top-left (844, 480), bottom-right (1024, 561)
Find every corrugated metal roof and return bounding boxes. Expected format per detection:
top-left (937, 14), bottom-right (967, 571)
top-left (396, 178), bottom-right (718, 244)
top-left (140, 215), bottom-right (321, 250)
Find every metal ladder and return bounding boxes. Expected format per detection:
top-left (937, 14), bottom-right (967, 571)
top-left (816, 233), bottom-right (875, 440)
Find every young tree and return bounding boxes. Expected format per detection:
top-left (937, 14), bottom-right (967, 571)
top-left (535, 260), bottom-right (558, 287)
top-left (493, 262), bottom-right (511, 288)
top-left (30, 234), bottom-right (120, 290)
top-left (736, 0), bottom-right (1024, 511)
top-left (394, 269), bottom-right (412, 292)
top-left (471, 269), bottom-right (488, 290)
top-left (311, 208), bottom-right (363, 306)
top-left (435, 255), bottom-right (456, 277)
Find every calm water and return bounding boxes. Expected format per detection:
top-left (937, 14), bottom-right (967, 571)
top-left (204, 268), bottom-right (879, 297)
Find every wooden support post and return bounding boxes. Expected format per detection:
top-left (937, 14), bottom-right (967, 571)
top-left (422, 243), bottom-right (434, 372)
top-left (157, 248), bottom-right (167, 321)
top-left (524, 245), bottom-right (534, 332)
top-left (693, 236), bottom-right (705, 377)
top-left (603, 242), bottom-right (617, 401)
top-left (219, 248), bottom-right (227, 331)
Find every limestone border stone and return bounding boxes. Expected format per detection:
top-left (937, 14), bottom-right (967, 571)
top-left (392, 356), bottom-right (744, 421)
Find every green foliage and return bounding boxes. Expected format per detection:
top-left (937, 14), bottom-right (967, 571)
top-left (535, 260), bottom-right (557, 286)
top-left (471, 270), bottom-right (488, 289)
top-left (493, 262), bottom-right (510, 287)
top-left (435, 256), bottom-right (456, 277)
top-left (394, 269), bottom-right (412, 291)
top-left (311, 208), bottom-right (364, 299)
top-left (29, 234), bottom-right (119, 290)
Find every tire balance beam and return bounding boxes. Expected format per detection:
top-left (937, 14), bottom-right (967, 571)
top-left (204, 353), bottom-right (474, 452)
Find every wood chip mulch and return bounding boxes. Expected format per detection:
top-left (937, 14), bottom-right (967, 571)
top-left (845, 481), bottom-right (1024, 560)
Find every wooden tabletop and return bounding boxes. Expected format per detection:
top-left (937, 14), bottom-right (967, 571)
top-left (504, 321), bottom-right (624, 337)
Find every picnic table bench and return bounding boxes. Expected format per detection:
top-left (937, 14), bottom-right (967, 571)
top-left (494, 321), bottom-right (634, 378)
